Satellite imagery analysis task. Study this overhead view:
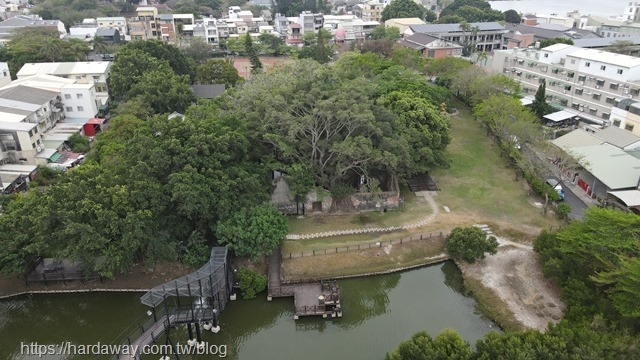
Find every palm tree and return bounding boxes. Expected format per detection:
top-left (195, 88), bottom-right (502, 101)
top-left (38, 38), bottom-right (63, 62)
top-left (476, 51), bottom-right (488, 66)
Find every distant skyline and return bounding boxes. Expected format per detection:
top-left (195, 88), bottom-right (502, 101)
top-left (488, 0), bottom-right (631, 18)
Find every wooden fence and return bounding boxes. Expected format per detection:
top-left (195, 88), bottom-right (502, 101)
top-left (284, 231), bottom-right (444, 259)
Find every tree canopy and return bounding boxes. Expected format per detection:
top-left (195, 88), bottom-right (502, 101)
top-left (196, 59), bottom-right (242, 87)
top-left (4, 28), bottom-right (90, 77)
top-left (539, 37), bottom-right (574, 48)
top-left (445, 226), bottom-right (498, 263)
top-left (380, 0), bottom-right (427, 23)
top-left (503, 9), bottom-right (521, 24)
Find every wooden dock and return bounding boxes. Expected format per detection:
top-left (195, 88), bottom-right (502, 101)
top-left (267, 248), bottom-right (342, 319)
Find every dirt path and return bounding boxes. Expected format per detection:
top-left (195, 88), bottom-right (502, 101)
top-left (459, 242), bottom-right (565, 332)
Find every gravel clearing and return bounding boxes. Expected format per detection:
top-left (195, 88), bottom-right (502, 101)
top-left (459, 240), bottom-right (565, 332)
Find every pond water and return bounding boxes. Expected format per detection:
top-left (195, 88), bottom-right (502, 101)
top-left (0, 262), bottom-right (496, 360)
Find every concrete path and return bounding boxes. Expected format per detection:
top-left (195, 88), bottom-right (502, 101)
top-left (286, 191), bottom-right (440, 240)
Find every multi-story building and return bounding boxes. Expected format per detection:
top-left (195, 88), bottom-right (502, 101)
top-left (96, 17), bottom-right (127, 40)
top-left (297, 11), bottom-right (324, 34)
top-left (354, 1), bottom-right (385, 22)
top-left (491, 43), bottom-right (640, 124)
top-left (400, 33), bottom-right (463, 58)
top-left (0, 85), bottom-right (63, 165)
top-left (408, 22), bottom-right (508, 52)
top-left (0, 15), bottom-right (66, 43)
top-left (385, 18), bottom-right (426, 35)
top-left (324, 15), bottom-right (379, 41)
top-left (69, 18), bottom-right (98, 39)
top-left (128, 7), bottom-right (159, 40)
top-left (611, 99), bottom-right (640, 136)
top-left (16, 62), bottom-right (111, 105)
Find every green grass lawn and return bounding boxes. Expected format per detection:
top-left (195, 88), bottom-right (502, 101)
top-left (431, 102), bottom-right (559, 230)
top-left (286, 185), bottom-right (431, 235)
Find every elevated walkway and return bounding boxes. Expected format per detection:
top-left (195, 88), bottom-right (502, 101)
top-left (112, 247), bottom-right (233, 360)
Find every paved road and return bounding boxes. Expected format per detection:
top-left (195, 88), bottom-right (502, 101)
top-left (549, 176), bottom-right (588, 220)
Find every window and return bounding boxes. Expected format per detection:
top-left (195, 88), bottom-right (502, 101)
top-left (32, 142), bottom-right (36, 149)
top-left (572, 102), bottom-right (580, 110)
top-left (77, 106), bottom-right (84, 111)
top-left (578, 75), bottom-right (586, 82)
top-left (625, 124), bottom-right (635, 131)
top-left (618, 69), bottom-right (624, 74)
top-left (602, 113), bottom-right (611, 120)
top-left (585, 62), bottom-right (591, 67)
top-left (76, 93), bottom-right (83, 99)
top-left (28, 130), bottom-right (33, 137)
top-left (606, 97), bottom-right (615, 104)
top-left (570, 59), bottom-right (576, 64)
top-left (75, 76), bottom-right (81, 80)
top-left (560, 99), bottom-right (568, 106)
top-left (610, 83), bottom-right (619, 90)
top-left (596, 79), bottom-right (605, 86)
top-left (600, 65), bottom-right (606, 70)
top-left (589, 108), bottom-right (597, 115)
top-left (64, 94), bottom-right (71, 99)
top-left (66, 106), bottom-right (73, 112)
top-left (564, 85), bottom-right (572, 91)
top-left (93, 76), bottom-right (100, 81)
top-left (575, 88), bottom-right (583, 95)
top-left (632, 88), bottom-right (640, 96)
top-left (593, 94), bottom-right (601, 100)
top-left (544, 53), bottom-right (549, 58)
top-left (567, 72), bottom-right (575, 78)
top-left (613, 119), bottom-right (622, 127)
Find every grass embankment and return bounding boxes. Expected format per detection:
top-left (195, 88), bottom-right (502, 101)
top-left (463, 276), bottom-right (527, 332)
top-left (283, 236), bottom-right (446, 280)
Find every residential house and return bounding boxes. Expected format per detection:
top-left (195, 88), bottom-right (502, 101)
top-left (17, 62), bottom-right (111, 105)
top-left (297, 11), bottom-right (323, 34)
top-left (96, 17), bottom-right (127, 40)
top-left (193, 16), bottom-right (220, 45)
top-left (503, 23), bottom-right (600, 49)
top-left (384, 18), bottom-right (426, 35)
top-left (611, 98), bottom-right (640, 136)
top-left (69, 18), bottom-right (98, 39)
top-left (324, 15), bottom-right (378, 41)
top-left (274, 14), bottom-right (290, 36)
top-left (96, 28), bottom-right (121, 44)
top-left (491, 44), bottom-right (640, 124)
top-left (0, 15), bottom-right (66, 43)
top-left (128, 6), bottom-right (159, 40)
top-left (399, 33), bottom-right (463, 58)
top-left (407, 22), bottom-right (508, 52)
top-left (260, 10), bottom-right (273, 22)
top-left (286, 23), bottom-right (303, 45)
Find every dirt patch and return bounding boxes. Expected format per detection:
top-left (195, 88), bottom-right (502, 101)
top-left (0, 262), bottom-right (193, 298)
top-left (458, 244), bottom-right (565, 332)
top-left (232, 56), bottom-right (295, 78)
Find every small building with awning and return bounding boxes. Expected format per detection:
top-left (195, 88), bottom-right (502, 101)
top-left (607, 190), bottom-right (640, 214)
top-left (83, 118), bottom-right (105, 137)
top-left (543, 110), bottom-right (578, 127)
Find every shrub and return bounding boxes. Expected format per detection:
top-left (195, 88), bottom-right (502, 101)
top-left (557, 203), bottom-right (572, 220)
top-left (445, 226), bottom-right (499, 263)
top-left (236, 268), bottom-right (267, 299)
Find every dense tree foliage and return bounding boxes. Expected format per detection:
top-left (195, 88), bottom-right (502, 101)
top-left (181, 37), bottom-right (214, 64)
top-left (370, 25), bottom-right (401, 40)
top-left (67, 133), bottom-right (90, 153)
top-left (215, 204), bottom-right (288, 260)
top-left (531, 79), bottom-right (554, 117)
top-left (127, 67), bottom-right (195, 114)
top-left (605, 40), bottom-right (637, 55)
top-left (535, 208), bottom-right (640, 323)
top-left (3, 28), bottom-right (90, 77)
top-left (539, 37), bottom-right (574, 48)
top-left (0, 104), bottom-right (270, 276)
top-left (31, 0), bottom-right (119, 28)
top-left (196, 59), bottom-right (242, 87)
top-left (236, 268), bottom-right (267, 299)
top-left (380, 0), bottom-right (427, 23)
top-left (445, 226), bottom-right (498, 263)
top-left (298, 29), bottom-right (334, 64)
top-left (503, 9), bottom-right (521, 24)
top-left (244, 34), bottom-right (262, 74)
top-left (386, 329), bottom-right (472, 360)
top-left (225, 56), bottom-right (451, 192)
top-left (124, 40), bottom-right (196, 80)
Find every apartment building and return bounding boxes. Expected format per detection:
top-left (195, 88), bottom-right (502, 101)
top-left (96, 17), bottom-right (127, 40)
top-left (16, 62), bottom-right (111, 105)
top-left (0, 15), bottom-right (66, 43)
top-left (0, 86), bottom-right (63, 165)
top-left (129, 7), bottom-right (159, 40)
top-left (298, 11), bottom-right (324, 34)
top-left (408, 22), bottom-right (508, 52)
top-left (611, 99), bottom-right (640, 136)
top-left (491, 44), bottom-right (640, 124)
top-left (354, 1), bottom-right (385, 22)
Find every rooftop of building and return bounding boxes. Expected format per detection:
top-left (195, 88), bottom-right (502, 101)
top-left (410, 22), bottom-right (505, 34)
top-left (566, 48), bottom-right (640, 67)
top-left (568, 143), bottom-right (640, 189)
top-left (17, 62), bottom-right (111, 77)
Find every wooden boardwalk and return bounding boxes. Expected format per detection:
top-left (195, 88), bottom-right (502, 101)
top-left (267, 247), bottom-right (342, 319)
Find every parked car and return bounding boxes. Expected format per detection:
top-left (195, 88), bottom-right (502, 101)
top-left (545, 178), bottom-right (565, 200)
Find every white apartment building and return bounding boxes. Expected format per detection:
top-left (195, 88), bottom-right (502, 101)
top-left (491, 44), bottom-right (640, 124)
top-left (297, 11), bottom-right (324, 34)
top-left (6, 75), bottom-right (100, 120)
top-left (611, 99), bottom-right (640, 136)
top-left (16, 62), bottom-right (111, 104)
top-left (0, 85), bottom-right (63, 165)
top-left (324, 15), bottom-right (379, 41)
top-left (96, 17), bottom-right (127, 39)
